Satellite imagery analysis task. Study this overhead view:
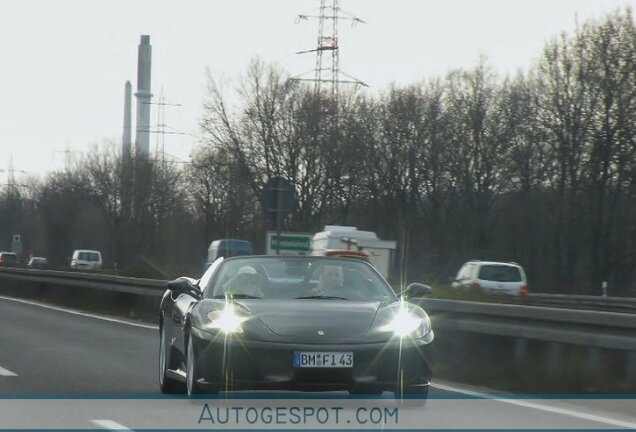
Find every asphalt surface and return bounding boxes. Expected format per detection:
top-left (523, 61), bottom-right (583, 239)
top-left (0, 295), bottom-right (157, 394)
top-left (1, 295), bottom-right (636, 430)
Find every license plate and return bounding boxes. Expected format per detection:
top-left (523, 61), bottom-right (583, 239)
top-left (294, 351), bottom-right (353, 368)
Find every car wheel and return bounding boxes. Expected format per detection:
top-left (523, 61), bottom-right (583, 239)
top-left (159, 325), bottom-right (185, 394)
top-left (186, 334), bottom-right (207, 396)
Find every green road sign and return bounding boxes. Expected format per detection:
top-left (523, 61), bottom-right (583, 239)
top-left (266, 232), bottom-right (312, 255)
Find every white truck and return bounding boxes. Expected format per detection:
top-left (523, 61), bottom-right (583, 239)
top-left (311, 226), bottom-right (396, 279)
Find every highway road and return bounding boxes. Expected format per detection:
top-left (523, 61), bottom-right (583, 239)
top-left (1, 295), bottom-right (636, 430)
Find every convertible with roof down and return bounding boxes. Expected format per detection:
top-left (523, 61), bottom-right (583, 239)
top-left (158, 255), bottom-right (434, 398)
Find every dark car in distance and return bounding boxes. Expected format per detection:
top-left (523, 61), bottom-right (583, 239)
top-left (158, 255), bottom-right (434, 399)
top-left (27, 256), bottom-right (49, 269)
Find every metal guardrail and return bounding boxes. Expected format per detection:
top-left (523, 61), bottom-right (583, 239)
top-left (528, 293), bottom-right (636, 313)
top-left (0, 267), bottom-right (166, 297)
top-left (1, 267), bottom-right (635, 351)
top-left (419, 298), bottom-right (636, 351)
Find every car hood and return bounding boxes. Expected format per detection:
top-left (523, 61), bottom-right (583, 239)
top-left (239, 299), bottom-right (382, 342)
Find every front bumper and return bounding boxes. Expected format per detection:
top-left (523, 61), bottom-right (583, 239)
top-left (190, 327), bottom-right (433, 392)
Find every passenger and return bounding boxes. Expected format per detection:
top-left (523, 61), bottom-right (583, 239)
top-left (223, 265), bottom-right (264, 298)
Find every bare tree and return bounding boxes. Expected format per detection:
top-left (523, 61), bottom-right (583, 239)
top-left (584, 9), bottom-right (636, 293)
top-left (444, 59), bottom-right (508, 257)
top-left (533, 27), bottom-right (598, 291)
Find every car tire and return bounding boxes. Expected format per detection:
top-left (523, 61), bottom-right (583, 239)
top-left (186, 334), bottom-right (208, 396)
top-left (159, 324), bottom-right (185, 394)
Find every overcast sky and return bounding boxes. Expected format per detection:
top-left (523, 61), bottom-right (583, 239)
top-left (0, 0), bottom-right (633, 179)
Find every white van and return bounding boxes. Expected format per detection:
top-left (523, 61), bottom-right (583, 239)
top-left (70, 249), bottom-right (103, 270)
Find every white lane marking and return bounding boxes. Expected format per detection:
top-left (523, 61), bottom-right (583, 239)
top-left (432, 382), bottom-right (636, 429)
top-left (0, 365), bottom-right (17, 377)
top-left (92, 419), bottom-right (133, 431)
top-left (0, 295), bottom-right (158, 330)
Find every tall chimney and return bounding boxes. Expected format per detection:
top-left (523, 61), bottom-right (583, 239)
top-left (121, 80), bottom-right (133, 221)
top-left (122, 81), bottom-right (132, 159)
top-left (134, 35), bottom-right (152, 158)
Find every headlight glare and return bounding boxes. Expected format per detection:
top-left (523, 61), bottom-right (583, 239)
top-left (380, 303), bottom-right (430, 338)
top-left (206, 303), bottom-right (247, 334)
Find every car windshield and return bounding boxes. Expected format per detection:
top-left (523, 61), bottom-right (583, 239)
top-left (78, 252), bottom-right (100, 262)
top-left (478, 265), bottom-right (522, 282)
top-left (205, 257), bottom-right (396, 302)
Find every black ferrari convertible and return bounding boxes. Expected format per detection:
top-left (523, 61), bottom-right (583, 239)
top-left (158, 255), bottom-right (434, 397)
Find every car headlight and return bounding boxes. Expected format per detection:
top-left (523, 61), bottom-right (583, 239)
top-left (205, 303), bottom-right (248, 334)
top-left (380, 303), bottom-right (431, 338)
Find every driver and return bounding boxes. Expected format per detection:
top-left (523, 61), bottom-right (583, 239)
top-left (222, 266), bottom-right (264, 298)
top-left (316, 264), bottom-right (344, 295)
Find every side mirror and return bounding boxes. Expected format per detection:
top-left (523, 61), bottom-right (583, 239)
top-left (167, 277), bottom-right (202, 300)
top-left (401, 283), bottom-right (432, 299)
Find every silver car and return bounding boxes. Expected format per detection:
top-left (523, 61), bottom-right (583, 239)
top-left (452, 260), bottom-right (528, 297)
